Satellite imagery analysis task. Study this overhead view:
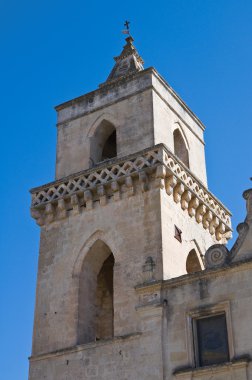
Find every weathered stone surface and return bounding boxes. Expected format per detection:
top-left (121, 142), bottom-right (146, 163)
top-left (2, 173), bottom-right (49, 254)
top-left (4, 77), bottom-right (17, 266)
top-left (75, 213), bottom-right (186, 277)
top-left (29, 37), bottom-right (252, 380)
top-left (104, 36), bottom-right (144, 84)
top-left (54, 66), bottom-right (208, 185)
top-left (30, 144), bottom-right (231, 243)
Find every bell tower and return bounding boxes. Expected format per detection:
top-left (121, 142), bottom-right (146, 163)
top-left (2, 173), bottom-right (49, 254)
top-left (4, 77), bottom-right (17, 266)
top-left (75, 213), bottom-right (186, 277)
top-left (29, 36), bottom-right (232, 379)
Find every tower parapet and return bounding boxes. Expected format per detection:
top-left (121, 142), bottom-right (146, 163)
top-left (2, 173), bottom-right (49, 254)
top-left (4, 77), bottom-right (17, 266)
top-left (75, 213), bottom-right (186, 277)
top-left (30, 143), bottom-right (231, 243)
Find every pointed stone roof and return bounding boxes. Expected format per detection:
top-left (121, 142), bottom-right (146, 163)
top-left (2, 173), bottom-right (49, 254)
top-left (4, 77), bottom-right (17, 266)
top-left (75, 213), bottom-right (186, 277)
top-left (103, 36), bottom-right (144, 85)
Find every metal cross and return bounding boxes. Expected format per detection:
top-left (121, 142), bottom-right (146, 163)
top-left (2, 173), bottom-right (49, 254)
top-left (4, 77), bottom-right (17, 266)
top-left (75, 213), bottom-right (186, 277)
top-left (124, 20), bottom-right (130, 31)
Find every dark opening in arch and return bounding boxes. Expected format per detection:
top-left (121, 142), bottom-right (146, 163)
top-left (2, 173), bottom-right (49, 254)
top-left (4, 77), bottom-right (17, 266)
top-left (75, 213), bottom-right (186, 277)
top-left (173, 128), bottom-right (190, 168)
top-left (90, 120), bottom-right (117, 166)
top-left (78, 240), bottom-right (114, 344)
top-left (186, 249), bottom-right (202, 274)
top-left (95, 253), bottom-right (114, 340)
top-left (101, 130), bottom-right (117, 161)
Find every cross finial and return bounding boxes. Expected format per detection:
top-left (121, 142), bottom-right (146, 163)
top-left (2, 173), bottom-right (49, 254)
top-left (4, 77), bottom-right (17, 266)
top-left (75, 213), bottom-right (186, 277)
top-left (122, 20), bottom-right (131, 36)
top-left (124, 20), bottom-right (130, 30)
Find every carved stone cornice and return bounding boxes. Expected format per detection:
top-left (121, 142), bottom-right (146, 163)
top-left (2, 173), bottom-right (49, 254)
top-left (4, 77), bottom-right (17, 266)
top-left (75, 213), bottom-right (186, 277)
top-left (30, 144), bottom-right (232, 242)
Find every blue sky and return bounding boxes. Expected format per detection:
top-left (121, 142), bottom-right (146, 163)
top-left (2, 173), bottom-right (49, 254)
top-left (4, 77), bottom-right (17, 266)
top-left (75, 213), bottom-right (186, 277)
top-left (0, 1), bottom-right (251, 379)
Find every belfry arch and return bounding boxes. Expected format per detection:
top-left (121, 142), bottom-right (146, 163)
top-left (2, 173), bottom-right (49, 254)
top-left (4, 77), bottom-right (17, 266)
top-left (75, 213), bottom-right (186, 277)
top-left (89, 119), bottom-right (117, 166)
top-left (173, 128), bottom-right (190, 168)
top-left (77, 239), bottom-right (115, 344)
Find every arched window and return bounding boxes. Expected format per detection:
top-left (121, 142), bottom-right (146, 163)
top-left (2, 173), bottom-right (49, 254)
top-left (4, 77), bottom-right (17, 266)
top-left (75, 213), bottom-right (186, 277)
top-left (78, 240), bottom-right (114, 344)
top-left (173, 128), bottom-right (189, 168)
top-left (90, 120), bottom-right (117, 166)
top-left (186, 249), bottom-right (202, 274)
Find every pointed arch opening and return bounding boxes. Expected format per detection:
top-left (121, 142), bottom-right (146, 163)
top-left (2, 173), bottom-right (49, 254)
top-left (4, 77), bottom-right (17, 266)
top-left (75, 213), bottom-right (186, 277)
top-left (173, 128), bottom-right (190, 168)
top-left (78, 240), bottom-right (114, 344)
top-left (89, 120), bottom-right (117, 166)
top-left (102, 129), bottom-right (116, 161)
top-left (186, 249), bottom-right (202, 274)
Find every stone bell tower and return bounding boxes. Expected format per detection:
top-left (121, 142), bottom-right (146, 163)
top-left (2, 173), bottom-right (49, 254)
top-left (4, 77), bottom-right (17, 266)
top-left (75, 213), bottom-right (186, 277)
top-left (29, 36), bottom-right (232, 379)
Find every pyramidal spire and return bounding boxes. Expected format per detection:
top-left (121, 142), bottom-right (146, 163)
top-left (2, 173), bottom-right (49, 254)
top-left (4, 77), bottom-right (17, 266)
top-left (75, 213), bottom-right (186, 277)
top-left (103, 35), bottom-right (144, 85)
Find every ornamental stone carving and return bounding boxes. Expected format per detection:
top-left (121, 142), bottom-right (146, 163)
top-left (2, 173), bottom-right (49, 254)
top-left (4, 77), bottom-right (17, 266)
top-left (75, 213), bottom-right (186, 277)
top-left (30, 144), bottom-right (232, 243)
top-left (205, 244), bottom-right (229, 269)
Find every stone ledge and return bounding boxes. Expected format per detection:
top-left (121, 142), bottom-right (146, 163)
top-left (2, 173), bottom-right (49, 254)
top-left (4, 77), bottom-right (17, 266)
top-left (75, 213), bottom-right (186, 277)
top-left (54, 68), bottom-right (152, 112)
top-left (55, 85), bottom-right (153, 128)
top-left (29, 332), bottom-right (142, 362)
top-left (173, 357), bottom-right (250, 379)
top-left (135, 256), bottom-right (252, 290)
top-left (54, 67), bottom-right (206, 131)
top-left (30, 144), bottom-right (231, 243)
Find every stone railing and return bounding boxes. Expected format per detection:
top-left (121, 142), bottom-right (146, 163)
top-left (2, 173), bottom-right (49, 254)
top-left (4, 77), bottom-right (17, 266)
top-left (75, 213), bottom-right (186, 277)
top-left (30, 144), bottom-right (232, 242)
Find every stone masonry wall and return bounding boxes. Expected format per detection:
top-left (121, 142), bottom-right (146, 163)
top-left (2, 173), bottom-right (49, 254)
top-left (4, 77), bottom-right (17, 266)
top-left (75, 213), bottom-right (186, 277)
top-left (160, 188), bottom-right (217, 279)
top-left (152, 89), bottom-right (207, 186)
top-left (55, 79), bottom-right (154, 179)
top-left (29, 330), bottom-right (164, 380)
top-left (31, 185), bottom-right (163, 357)
top-left (55, 68), bottom-right (207, 185)
top-left (162, 263), bottom-right (252, 379)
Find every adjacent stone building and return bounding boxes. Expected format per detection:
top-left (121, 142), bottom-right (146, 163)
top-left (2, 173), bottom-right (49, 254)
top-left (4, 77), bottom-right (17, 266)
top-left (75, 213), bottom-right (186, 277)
top-left (29, 36), bottom-right (252, 380)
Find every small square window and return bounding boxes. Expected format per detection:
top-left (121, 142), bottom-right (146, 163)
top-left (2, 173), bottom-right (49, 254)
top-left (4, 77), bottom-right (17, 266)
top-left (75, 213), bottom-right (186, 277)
top-left (195, 314), bottom-right (229, 367)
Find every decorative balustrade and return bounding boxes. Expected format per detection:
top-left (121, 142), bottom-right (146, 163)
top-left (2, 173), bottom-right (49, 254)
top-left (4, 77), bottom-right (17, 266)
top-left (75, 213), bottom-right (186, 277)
top-left (30, 144), bottom-right (232, 242)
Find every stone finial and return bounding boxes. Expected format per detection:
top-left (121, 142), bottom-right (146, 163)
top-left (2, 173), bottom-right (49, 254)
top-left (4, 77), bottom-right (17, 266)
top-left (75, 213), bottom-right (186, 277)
top-left (243, 188), bottom-right (252, 222)
top-left (102, 36), bottom-right (144, 85)
top-left (230, 187), bottom-right (252, 262)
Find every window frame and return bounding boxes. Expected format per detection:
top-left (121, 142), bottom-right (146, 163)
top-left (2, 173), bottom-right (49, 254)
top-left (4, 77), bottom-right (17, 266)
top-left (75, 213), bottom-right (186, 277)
top-left (186, 301), bottom-right (235, 368)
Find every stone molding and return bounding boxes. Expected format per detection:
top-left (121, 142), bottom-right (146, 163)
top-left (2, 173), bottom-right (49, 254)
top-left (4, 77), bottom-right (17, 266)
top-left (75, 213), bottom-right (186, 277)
top-left (185, 301), bottom-right (235, 370)
top-left (173, 357), bottom-right (249, 379)
top-left (55, 67), bottom-right (205, 132)
top-left (135, 258), bottom-right (252, 293)
top-left (29, 332), bottom-right (142, 362)
top-left (30, 144), bottom-right (231, 242)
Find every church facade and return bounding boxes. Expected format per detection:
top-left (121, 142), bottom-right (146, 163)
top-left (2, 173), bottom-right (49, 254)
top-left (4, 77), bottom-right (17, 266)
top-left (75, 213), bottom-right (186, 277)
top-left (29, 36), bottom-right (252, 380)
